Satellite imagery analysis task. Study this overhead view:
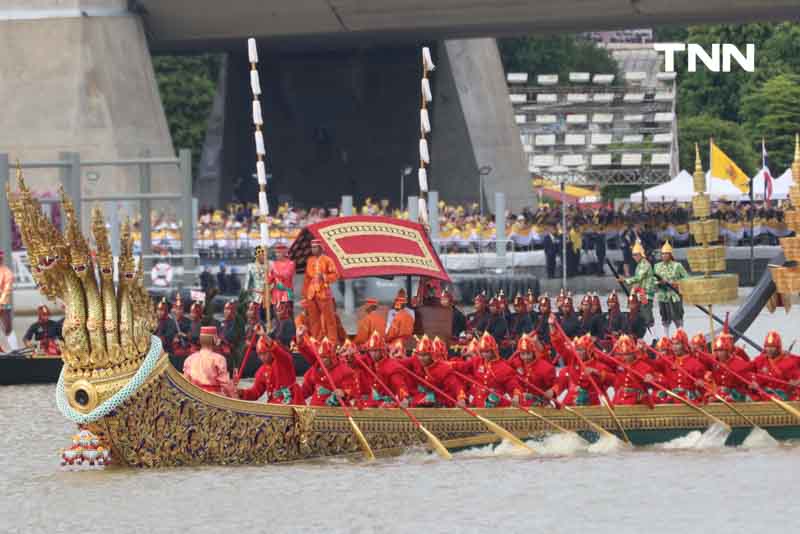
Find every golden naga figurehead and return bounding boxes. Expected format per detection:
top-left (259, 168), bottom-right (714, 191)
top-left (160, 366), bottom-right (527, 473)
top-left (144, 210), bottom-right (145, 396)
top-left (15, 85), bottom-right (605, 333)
top-left (7, 171), bottom-right (158, 414)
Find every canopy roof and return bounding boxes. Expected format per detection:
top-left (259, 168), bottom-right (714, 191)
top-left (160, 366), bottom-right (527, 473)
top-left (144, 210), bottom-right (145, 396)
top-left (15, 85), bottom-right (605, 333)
top-left (289, 215), bottom-right (450, 282)
top-left (629, 170), bottom-right (748, 203)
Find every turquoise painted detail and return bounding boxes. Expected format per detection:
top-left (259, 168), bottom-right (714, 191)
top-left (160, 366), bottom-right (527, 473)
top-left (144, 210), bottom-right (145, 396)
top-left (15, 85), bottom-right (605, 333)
top-left (56, 336), bottom-right (164, 424)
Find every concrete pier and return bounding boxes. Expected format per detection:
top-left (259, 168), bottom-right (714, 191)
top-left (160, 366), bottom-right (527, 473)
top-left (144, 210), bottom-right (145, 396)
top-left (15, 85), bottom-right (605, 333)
top-left (0, 1), bottom-right (178, 201)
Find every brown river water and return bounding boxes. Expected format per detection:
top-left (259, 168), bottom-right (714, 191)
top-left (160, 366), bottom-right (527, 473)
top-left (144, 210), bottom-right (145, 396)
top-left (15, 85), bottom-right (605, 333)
top-left (2, 303), bottom-right (799, 533)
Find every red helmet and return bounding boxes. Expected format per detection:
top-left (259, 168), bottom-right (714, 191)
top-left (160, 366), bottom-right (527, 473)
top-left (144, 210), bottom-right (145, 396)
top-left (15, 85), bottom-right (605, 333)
top-left (517, 333), bottom-right (535, 353)
top-left (613, 334), bottom-right (637, 355)
top-left (466, 338), bottom-right (480, 357)
top-left (513, 293), bottom-right (527, 311)
top-left (367, 331), bottom-right (385, 351)
top-left (473, 292), bottom-right (487, 306)
top-left (690, 333), bottom-right (705, 348)
top-left (256, 336), bottom-right (272, 355)
top-left (575, 334), bottom-right (594, 351)
top-left (478, 331), bottom-right (498, 356)
top-left (339, 338), bottom-right (357, 356)
top-left (656, 336), bottom-right (672, 354)
top-left (764, 330), bottom-right (782, 352)
top-left (607, 290), bottom-right (619, 306)
top-left (318, 337), bottom-right (336, 360)
top-left (525, 288), bottom-right (536, 307)
top-left (157, 298), bottom-right (169, 313)
top-left (248, 301), bottom-right (261, 313)
top-left (432, 336), bottom-right (448, 361)
top-left (672, 329), bottom-right (690, 352)
top-left (538, 294), bottom-right (551, 312)
top-left (173, 293), bottom-right (184, 312)
top-left (389, 339), bottom-right (405, 359)
top-left (224, 300), bottom-right (236, 313)
top-left (713, 333), bottom-right (734, 352)
top-left (190, 301), bottom-right (203, 316)
top-left (580, 294), bottom-right (592, 307)
top-left (415, 335), bottom-right (433, 354)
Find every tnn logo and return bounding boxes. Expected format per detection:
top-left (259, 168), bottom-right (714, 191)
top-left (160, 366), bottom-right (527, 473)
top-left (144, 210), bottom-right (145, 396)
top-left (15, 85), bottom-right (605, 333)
top-left (654, 43), bottom-right (755, 73)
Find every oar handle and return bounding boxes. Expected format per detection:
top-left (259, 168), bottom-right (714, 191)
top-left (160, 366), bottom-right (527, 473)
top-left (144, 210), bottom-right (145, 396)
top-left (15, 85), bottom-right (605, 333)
top-left (643, 344), bottom-right (709, 393)
top-left (234, 333), bottom-right (259, 383)
top-left (399, 365), bottom-right (479, 418)
top-left (511, 373), bottom-right (562, 409)
top-left (353, 356), bottom-right (421, 427)
top-left (754, 372), bottom-right (799, 390)
top-left (605, 258), bottom-right (630, 297)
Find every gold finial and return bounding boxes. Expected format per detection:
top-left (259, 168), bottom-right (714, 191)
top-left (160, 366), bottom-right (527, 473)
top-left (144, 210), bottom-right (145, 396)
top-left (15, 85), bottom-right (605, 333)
top-left (793, 133), bottom-right (800, 183)
top-left (694, 143), bottom-right (702, 174)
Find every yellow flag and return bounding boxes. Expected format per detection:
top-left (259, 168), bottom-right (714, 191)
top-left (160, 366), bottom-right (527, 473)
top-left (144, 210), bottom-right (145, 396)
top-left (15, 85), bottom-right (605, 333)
top-left (710, 140), bottom-right (749, 193)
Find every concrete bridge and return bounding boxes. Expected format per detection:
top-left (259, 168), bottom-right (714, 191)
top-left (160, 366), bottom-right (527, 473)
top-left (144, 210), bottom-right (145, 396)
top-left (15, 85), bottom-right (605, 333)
top-left (2, 0), bottom-right (799, 215)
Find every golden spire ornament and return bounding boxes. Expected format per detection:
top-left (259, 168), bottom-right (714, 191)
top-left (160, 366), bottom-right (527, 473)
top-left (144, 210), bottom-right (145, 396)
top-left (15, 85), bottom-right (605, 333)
top-left (769, 132), bottom-right (800, 301)
top-left (681, 143), bottom-right (738, 338)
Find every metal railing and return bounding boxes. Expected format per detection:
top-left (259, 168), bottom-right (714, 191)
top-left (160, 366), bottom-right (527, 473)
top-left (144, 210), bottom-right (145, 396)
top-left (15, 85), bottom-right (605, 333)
top-left (0, 150), bottom-right (196, 302)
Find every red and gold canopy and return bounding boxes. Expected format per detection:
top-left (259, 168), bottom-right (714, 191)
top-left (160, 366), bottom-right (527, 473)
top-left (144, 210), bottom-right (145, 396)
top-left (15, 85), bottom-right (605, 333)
top-left (290, 216), bottom-right (450, 282)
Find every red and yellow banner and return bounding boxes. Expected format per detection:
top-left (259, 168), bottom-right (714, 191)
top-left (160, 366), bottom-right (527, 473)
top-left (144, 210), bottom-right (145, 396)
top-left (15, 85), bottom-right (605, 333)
top-left (290, 216), bottom-right (450, 281)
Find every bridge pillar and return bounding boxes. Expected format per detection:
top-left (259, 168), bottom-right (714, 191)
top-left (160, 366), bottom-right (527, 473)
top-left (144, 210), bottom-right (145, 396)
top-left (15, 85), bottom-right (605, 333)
top-left (432, 38), bottom-right (534, 213)
top-left (0, 2), bottom-right (178, 208)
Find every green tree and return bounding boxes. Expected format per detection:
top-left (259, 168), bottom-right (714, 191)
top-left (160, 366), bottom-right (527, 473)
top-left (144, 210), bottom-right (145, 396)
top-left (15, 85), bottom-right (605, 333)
top-left (741, 73), bottom-right (800, 172)
top-left (498, 35), bottom-right (620, 80)
top-left (152, 54), bottom-right (222, 172)
top-left (678, 115), bottom-right (758, 174)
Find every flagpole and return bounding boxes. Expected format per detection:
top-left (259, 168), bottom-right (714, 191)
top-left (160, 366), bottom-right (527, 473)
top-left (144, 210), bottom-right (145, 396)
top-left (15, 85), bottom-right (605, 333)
top-left (749, 166), bottom-right (755, 285)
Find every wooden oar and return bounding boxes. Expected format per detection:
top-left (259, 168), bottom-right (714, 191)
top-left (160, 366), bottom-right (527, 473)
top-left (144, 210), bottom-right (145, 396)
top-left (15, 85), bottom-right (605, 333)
top-left (309, 349), bottom-right (375, 461)
top-left (717, 361), bottom-right (800, 421)
top-left (643, 345), bottom-right (760, 427)
top-left (234, 333), bottom-right (259, 383)
top-left (353, 357), bottom-right (452, 460)
top-left (605, 353), bottom-right (732, 433)
top-left (549, 319), bottom-right (631, 443)
top-left (514, 373), bottom-right (618, 441)
top-left (398, 365), bottom-right (535, 454)
top-left (450, 369), bottom-right (583, 440)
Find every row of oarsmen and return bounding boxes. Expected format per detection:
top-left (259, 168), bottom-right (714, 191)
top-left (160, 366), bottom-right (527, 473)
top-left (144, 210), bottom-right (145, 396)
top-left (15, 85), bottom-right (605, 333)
top-left (181, 319), bottom-right (800, 407)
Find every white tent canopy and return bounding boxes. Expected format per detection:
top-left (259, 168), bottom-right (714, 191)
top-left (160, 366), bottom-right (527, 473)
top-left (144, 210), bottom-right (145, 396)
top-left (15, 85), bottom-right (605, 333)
top-left (629, 170), bottom-right (747, 203)
top-left (750, 167), bottom-right (794, 200)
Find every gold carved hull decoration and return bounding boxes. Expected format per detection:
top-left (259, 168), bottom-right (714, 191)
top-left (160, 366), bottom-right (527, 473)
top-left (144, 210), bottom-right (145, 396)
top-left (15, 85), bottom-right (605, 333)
top-left (85, 362), bottom-right (800, 468)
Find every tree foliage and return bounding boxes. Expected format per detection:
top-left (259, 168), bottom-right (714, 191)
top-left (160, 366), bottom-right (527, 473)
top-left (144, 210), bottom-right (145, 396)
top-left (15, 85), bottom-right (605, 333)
top-left (152, 54), bottom-right (222, 171)
top-left (498, 35), bottom-right (620, 80)
top-left (741, 73), bottom-right (800, 171)
top-left (678, 115), bottom-right (758, 175)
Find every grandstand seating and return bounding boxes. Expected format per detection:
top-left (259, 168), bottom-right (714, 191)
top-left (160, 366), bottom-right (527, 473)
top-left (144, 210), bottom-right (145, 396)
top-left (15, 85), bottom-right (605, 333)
top-left (506, 43), bottom-right (678, 184)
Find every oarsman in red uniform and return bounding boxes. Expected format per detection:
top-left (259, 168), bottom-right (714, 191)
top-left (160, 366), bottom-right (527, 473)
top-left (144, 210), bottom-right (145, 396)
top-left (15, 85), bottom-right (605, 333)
top-left (339, 339), bottom-right (372, 405)
top-left (387, 338), bottom-right (406, 360)
top-left (154, 298), bottom-right (178, 354)
top-left (532, 294), bottom-right (553, 346)
top-left (653, 329), bottom-right (709, 403)
top-left (405, 335), bottom-right (467, 407)
top-left (237, 335), bottom-right (302, 404)
top-left (183, 326), bottom-right (236, 397)
top-left (690, 332), bottom-right (708, 356)
top-left (364, 331), bottom-right (411, 407)
top-left (549, 324), bottom-right (612, 406)
top-left (606, 335), bottom-right (657, 406)
top-left (298, 335), bottom-right (355, 406)
top-left (456, 332), bottom-right (522, 408)
top-left (752, 331), bottom-right (800, 401)
top-left (703, 329), bottom-right (756, 402)
top-left (507, 333), bottom-right (556, 406)
top-left (466, 292), bottom-right (489, 333)
top-left (186, 301), bottom-right (205, 353)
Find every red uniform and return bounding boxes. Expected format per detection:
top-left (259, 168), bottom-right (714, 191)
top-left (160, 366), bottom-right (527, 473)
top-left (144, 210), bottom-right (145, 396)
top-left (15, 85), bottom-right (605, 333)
top-left (403, 355), bottom-right (467, 407)
top-left (238, 341), bottom-right (302, 404)
top-left (609, 356), bottom-right (657, 405)
top-left (548, 324), bottom-right (613, 406)
top-left (298, 338), bottom-right (355, 406)
top-left (456, 355), bottom-right (522, 408)
top-left (348, 352), bottom-right (374, 403)
top-left (508, 353), bottom-right (556, 406)
top-left (702, 354), bottom-right (756, 402)
top-left (655, 354), bottom-right (708, 403)
top-left (752, 353), bottom-right (800, 400)
top-left (371, 357), bottom-right (411, 405)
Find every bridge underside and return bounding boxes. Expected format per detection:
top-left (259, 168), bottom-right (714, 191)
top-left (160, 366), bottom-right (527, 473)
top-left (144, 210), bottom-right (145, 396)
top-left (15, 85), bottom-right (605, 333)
top-left (135, 0), bottom-right (800, 51)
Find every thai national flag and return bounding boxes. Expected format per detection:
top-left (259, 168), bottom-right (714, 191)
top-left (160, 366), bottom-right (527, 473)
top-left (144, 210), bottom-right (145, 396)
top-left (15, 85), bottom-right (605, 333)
top-left (761, 139), bottom-right (773, 201)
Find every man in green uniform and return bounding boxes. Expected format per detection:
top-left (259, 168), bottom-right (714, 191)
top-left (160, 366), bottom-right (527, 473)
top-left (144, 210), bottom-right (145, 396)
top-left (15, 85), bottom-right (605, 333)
top-left (653, 241), bottom-right (688, 336)
top-left (618, 239), bottom-right (655, 328)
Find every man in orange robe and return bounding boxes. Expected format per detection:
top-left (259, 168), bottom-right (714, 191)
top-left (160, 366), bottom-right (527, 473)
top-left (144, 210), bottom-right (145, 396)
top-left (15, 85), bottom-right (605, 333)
top-left (183, 326), bottom-right (236, 397)
top-left (354, 298), bottom-right (386, 345)
top-left (386, 289), bottom-right (415, 343)
top-left (303, 239), bottom-right (340, 344)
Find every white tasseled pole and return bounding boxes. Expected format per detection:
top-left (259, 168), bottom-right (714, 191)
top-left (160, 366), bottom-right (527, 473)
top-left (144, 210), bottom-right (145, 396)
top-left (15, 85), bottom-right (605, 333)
top-left (248, 37), bottom-right (271, 328)
top-left (418, 46), bottom-right (435, 226)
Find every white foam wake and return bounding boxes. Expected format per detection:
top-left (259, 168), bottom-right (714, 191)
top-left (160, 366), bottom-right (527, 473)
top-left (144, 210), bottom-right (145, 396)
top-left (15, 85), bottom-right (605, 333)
top-left (740, 427), bottom-right (779, 448)
top-left (587, 433), bottom-right (626, 454)
top-left (657, 422), bottom-right (731, 450)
